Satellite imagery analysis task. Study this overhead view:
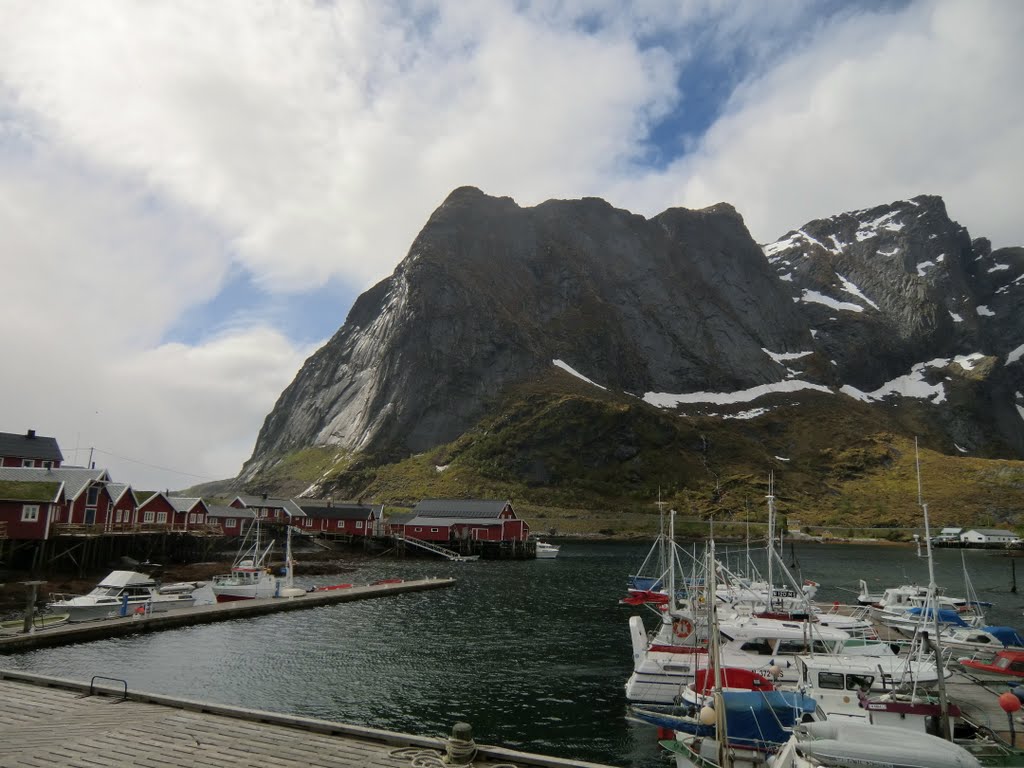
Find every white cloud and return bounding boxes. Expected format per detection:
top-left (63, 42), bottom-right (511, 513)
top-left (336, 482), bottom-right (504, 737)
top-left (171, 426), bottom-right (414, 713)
top-left (0, 1), bottom-right (1021, 489)
top-left (615, 2), bottom-right (1024, 247)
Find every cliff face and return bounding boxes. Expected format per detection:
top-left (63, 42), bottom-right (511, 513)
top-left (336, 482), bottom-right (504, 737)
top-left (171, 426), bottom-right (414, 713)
top-left (764, 195), bottom-right (1024, 453)
top-left (239, 188), bottom-right (1024, 484)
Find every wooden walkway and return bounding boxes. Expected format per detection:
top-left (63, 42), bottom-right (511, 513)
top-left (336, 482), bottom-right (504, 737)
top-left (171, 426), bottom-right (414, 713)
top-left (0, 670), bottom-right (613, 768)
top-left (0, 578), bottom-right (455, 654)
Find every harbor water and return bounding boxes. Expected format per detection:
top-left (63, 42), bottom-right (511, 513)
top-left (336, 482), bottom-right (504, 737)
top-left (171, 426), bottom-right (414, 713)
top-left (5, 541), bottom-right (1023, 767)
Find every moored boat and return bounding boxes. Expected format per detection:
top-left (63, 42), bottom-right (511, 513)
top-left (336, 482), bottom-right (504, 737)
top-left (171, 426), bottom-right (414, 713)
top-left (211, 522), bottom-right (280, 602)
top-left (957, 649), bottom-right (1024, 680)
top-left (47, 570), bottom-right (199, 622)
top-left (0, 612), bottom-right (69, 633)
top-left (535, 540), bottom-right (560, 559)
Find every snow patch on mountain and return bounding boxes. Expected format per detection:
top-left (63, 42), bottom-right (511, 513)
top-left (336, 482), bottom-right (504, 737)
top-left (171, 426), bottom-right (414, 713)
top-left (917, 260), bottom-right (935, 277)
top-left (976, 305), bottom-right (995, 317)
top-left (1006, 343), bottom-right (1024, 366)
top-left (762, 348), bottom-right (813, 364)
top-left (836, 273), bottom-right (880, 310)
top-left (800, 290), bottom-right (864, 313)
top-left (949, 311), bottom-right (963, 323)
top-left (553, 359), bottom-right (607, 390)
top-left (644, 379), bottom-right (831, 408)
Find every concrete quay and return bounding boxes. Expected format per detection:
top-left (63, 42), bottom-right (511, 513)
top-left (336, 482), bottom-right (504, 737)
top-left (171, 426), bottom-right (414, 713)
top-left (0, 670), bottom-right (613, 768)
top-left (0, 577), bottom-right (455, 654)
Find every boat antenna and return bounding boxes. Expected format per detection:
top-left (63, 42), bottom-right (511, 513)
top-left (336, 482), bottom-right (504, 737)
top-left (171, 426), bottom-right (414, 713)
top-left (916, 437), bottom-right (952, 741)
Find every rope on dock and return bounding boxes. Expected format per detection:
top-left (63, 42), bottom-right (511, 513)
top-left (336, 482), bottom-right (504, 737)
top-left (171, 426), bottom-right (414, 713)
top-left (387, 745), bottom-right (520, 767)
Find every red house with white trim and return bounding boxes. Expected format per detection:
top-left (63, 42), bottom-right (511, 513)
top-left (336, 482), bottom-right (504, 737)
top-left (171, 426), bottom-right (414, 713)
top-left (206, 504), bottom-right (253, 536)
top-left (0, 477), bottom-right (64, 540)
top-left (230, 494), bottom-right (305, 525)
top-left (0, 429), bottom-right (63, 469)
top-left (402, 499), bottom-right (528, 543)
top-left (105, 483), bottom-right (139, 531)
top-left (295, 500), bottom-right (383, 537)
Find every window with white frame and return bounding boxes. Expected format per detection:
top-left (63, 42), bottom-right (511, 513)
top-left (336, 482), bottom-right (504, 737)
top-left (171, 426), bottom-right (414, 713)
top-left (22, 459), bottom-right (35, 467)
top-left (414, 527), bottom-right (422, 532)
top-left (430, 527), bottom-right (439, 533)
top-left (144, 510), bottom-right (155, 523)
top-left (156, 511), bottom-right (167, 524)
top-left (21, 504), bottom-right (40, 522)
top-left (115, 510), bottom-right (122, 523)
top-left (356, 521), bottom-right (363, 529)
top-left (305, 518), bottom-right (312, 527)
top-left (225, 518), bottom-right (236, 528)
top-left (42, 461), bottom-right (52, 469)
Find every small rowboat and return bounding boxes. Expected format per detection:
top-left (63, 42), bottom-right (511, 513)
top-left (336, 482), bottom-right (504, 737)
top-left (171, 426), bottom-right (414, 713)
top-left (0, 612), bottom-right (70, 633)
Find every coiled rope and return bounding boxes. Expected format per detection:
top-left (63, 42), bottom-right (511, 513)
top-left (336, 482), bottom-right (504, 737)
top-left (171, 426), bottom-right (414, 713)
top-left (387, 745), bottom-right (519, 768)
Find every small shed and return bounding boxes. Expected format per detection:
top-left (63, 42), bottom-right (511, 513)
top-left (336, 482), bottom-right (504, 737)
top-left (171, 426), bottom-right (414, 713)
top-left (961, 529), bottom-right (1021, 546)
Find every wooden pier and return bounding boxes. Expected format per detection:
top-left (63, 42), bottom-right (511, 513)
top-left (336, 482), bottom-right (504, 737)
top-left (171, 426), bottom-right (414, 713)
top-left (0, 578), bottom-right (455, 654)
top-left (0, 670), bottom-right (613, 768)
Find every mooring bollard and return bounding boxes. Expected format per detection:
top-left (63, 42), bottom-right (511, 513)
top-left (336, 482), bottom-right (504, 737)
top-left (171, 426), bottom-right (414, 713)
top-left (444, 722), bottom-right (477, 765)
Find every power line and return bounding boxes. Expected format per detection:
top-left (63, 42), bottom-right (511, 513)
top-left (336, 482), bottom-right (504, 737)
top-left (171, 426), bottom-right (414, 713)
top-left (88, 447), bottom-right (221, 482)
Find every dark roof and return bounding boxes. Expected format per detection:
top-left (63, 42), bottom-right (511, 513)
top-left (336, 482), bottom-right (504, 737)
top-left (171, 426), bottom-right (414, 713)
top-left (233, 495), bottom-right (306, 517)
top-left (298, 502), bottom-right (382, 521)
top-left (411, 499), bottom-right (512, 519)
top-left (0, 431), bottom-right (63, 462)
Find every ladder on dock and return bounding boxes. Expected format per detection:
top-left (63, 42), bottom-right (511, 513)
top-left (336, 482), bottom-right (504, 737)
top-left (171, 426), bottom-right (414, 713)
top-left (395, 534), bottom-right (478, 561)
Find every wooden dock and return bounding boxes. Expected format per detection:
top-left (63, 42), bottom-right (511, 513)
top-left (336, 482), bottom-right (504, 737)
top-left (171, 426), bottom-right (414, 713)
top-left (0, 670), bottom-right (614, 767)
top-left (0, 578), bottom-right (455, 654)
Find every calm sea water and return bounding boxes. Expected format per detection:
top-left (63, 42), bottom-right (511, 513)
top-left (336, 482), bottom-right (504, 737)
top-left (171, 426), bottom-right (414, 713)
top-left (5, 541), bottom-right (1023, 767)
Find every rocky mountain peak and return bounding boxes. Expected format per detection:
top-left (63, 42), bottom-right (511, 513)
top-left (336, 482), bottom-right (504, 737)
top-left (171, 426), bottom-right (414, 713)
top-left (239, 190), bottom-right (1024, 486)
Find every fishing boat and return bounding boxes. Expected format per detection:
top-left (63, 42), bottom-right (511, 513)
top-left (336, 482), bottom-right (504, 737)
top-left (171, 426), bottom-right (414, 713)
top-left (47, 570), bottom-right (201, 622)
top-left (957, 649), bottom-right (1024, 680)
top-left (535, 540), bottom-right (560, 559)
top-left (211, 521), bottom-right (280, 602)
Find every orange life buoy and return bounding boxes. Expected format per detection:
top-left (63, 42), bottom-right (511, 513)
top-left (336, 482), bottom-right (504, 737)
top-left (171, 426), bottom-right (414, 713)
top-left (673, 618), bottom-right (694, 639)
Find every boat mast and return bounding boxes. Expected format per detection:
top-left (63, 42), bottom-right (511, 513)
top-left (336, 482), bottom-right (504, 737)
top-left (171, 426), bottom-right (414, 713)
top-left (766, 473), bottom-right (776, 610)
top-left (708, 538), bottom-right (731, 768)
top-left (916, 438), bottom-right (952, 741)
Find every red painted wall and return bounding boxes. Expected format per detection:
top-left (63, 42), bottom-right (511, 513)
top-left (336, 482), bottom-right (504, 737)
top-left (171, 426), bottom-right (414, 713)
top-left (0, 500), bottom-right (55, 539)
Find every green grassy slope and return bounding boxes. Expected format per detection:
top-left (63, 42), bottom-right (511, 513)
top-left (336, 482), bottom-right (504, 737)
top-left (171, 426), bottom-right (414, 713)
top-left (231, 370), bottom-right (1024, 537)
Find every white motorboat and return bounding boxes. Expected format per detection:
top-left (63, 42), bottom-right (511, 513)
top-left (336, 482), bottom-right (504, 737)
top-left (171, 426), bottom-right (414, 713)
top-left (940, 625), bottom-right (1024, 663)
top-left (535, 540), bottom-right (560, 559)
top-left (48, 570), bottom-right (200, 622)
top-left (772, 721), bottom-right (983, 768)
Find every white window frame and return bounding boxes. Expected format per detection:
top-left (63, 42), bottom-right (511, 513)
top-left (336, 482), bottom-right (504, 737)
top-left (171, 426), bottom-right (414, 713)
top-left (337, 520), bottom-right (344, 528)
top-left (22, 459), bottom-right (35, 468)
top-left (355, 521), bottom-right (363, 529)
top-left (225, 518), bottom-right (236, 528)
top-left (156, 511), bottom-right (167, 524)
top-left (430, 527), bottom-right (439, 533)
top-left (21, 504), bottom-right (40, 522)
top-left (414, 527), bottom-right (422, 533)
top-left (115, 509), bottom-right (122, 523)
top-left (144, 510), bottom-right (155, 524)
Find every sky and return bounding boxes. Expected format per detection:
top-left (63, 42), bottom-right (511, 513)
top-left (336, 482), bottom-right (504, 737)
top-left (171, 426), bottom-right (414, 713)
top-left (1, 1), bottom-right (1022, 492)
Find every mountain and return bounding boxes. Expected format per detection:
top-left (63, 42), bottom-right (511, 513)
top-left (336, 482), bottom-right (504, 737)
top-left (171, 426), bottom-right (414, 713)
top-left (235, 188), bottom-right (1024, 528)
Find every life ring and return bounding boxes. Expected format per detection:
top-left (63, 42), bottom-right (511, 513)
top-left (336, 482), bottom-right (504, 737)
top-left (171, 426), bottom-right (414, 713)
top-left (673, 618), bottom-right (694, 639)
